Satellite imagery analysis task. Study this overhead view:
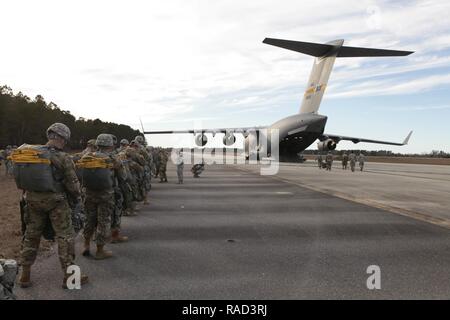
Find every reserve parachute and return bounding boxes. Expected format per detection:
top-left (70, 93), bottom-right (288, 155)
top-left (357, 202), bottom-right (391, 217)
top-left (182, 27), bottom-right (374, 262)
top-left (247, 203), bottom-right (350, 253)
top-left (77, 152), bottom-right (115, 190)
top-left (10, 145), bottom-right (63, 192)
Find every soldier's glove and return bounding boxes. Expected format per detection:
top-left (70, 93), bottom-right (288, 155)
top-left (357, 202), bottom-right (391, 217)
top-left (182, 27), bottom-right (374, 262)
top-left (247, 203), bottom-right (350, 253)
top-left (70, 197), bottom-right (84, 234)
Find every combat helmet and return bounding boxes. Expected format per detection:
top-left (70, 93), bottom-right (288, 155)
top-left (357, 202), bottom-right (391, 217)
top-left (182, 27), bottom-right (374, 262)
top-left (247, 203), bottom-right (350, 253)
top-left (120, 139), bottom-right (129, 145)
top-left (135, 135), bottom-right (145, 145)
top-left (46, 123), bottom-right (71, 141)
top-left (87, 139), bottom-right (96, 146)
top-left (110, 134), bottom-right (118, 146)
top-left (96, 134), bottom-right (114, 147)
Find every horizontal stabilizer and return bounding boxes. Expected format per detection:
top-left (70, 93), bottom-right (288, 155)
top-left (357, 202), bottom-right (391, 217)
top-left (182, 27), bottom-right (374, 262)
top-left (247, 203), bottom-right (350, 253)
top-left (263, 38), bottom-right (333, 57)
top-left (263, 38), bottom-right (414, 57)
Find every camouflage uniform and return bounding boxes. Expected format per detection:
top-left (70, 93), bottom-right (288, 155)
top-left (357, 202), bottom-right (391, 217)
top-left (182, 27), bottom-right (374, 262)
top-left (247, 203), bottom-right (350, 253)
top-left (358, 153), bottom-right (366, 171)
top-left (175, 151), bottom-right (184, 184)
top-left (16, 123), bottom-right (87, 288)
top-left (152, 148), bottom-right (160, 178)
top-left (116, 139), bottom-right (135, 216)
top-left (143, 146), bottom-right (153, 203)
top-left (134, 136), bottom-right (152, 201)
top-left (159, 149), bottom-right (168, 182)
top-left (317, 154), bottom-right (323, 169)
top-left (349, 153), bottom-right (356, 172)
top-left (108, 135), bottom-right (125, 231)
top-left (325, 152), bottom-right (333, 171)
top-left (82, 142), bottom-right (125, 248)
top-left (0, 149), bottom-right (5, 173)
top-left (127, 142), bottom-right (146, 201)
top-left (21, 146), bottom-right (80, 271)
top-left (342, 153), bottom-right (349, 170)
top-left (5, 146), bottom-right (13, 176)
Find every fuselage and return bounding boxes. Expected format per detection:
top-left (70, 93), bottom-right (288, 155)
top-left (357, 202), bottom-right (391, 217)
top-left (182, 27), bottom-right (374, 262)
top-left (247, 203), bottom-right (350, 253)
top-left (270, 113), bottom-right (327, 161)
top-left (245, 113), bottom-right (327, 161)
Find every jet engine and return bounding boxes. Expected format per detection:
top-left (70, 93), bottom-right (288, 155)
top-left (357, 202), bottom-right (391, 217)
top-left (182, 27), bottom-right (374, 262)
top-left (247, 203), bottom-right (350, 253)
top-left (223, 132), bottom-right (236, 146)
top-left (195, 133), bottom-right (208, 147)
top-left (317, 139), bottom-right (337, 151)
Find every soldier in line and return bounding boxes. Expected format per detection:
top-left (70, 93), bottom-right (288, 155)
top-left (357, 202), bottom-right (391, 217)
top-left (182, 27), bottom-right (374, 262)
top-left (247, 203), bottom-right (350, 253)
top-left (81, 134), bottom-right (126, 260)
top-left (117, 139), bottom-right (137, 216)
top-left (71, 139), bottom-right (98, 166)
top-left (349, 151), bottom-right (357, 172)
top-left (317, 153), bottom-right (323, 169)
top-left (159, 148), bottom-right (168, 183)
top-left (117, 139), bottom-right (129, 154)
top-left (135, 136), bottom-right (152, 204)
top-left (125, 140), bottom-right (146, 211)
top-left (82, 139), bottom-right (97, 155)
top-left (147, 146), bottom-right (157, 178)
top-left (4, 145), bottom-right (14, 176)
top-left (342, 152), bottom-right (349, 170)
top-left (358, 152), bottom-right (366, 172)
top-left (109, 134), bottom-right (129, 243)
top-left (152, 147), bottom-right (160, 178)
top-left (325, 152), bottom-right (333, 171)
top-left (0, 148), bottom-right (5, 172)
top-left (15, 123), bottom-right (88, 288)
top-left (130, 139), bottom-right (149, 203)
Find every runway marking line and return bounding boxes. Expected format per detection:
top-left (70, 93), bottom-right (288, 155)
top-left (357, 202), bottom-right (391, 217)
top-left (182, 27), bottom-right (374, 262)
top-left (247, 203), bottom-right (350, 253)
top-left (234, 166), bottom-right (450, 230)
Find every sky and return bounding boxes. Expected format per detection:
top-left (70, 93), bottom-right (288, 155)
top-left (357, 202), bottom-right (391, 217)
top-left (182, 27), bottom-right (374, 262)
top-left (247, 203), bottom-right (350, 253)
top-left (1, 0), bottom-right (449, 153)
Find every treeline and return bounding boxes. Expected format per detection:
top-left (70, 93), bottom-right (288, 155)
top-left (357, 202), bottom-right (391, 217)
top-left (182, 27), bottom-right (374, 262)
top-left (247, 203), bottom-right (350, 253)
top-left (303, 149), bottom-right (450, 158)
top-left (0, 85), bottom-right (141, 149)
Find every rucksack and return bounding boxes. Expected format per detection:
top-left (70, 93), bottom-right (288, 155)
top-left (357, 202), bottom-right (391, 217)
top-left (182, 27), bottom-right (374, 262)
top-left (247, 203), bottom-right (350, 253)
top-left (77, 152), bottom-right (115, 191)
top-left (10, 144), bottom-right (63, 193)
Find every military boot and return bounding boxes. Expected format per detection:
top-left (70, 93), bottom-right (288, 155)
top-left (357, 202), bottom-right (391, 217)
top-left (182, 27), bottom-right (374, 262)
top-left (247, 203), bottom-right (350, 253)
top-left (111, 229), bottom-right (128, 243)
top-left (128, 208), bottom-right (138, 216)
top-left (18, 265), bottom-right (32, 288)
top-left (82, 238), bottom-right (91, 257)
top-left (123, 208), bottom-right (132, 216)
top-left (95, 245), bottom-right (113, 260)
top-left (62, 272), bottom-right (89, 289)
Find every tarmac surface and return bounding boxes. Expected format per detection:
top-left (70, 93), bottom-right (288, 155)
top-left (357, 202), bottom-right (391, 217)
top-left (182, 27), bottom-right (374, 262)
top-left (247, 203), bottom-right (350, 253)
top-left (236, 160), bottom-right (450, 228)
top-left (15, 161), bottom-right (450, 299)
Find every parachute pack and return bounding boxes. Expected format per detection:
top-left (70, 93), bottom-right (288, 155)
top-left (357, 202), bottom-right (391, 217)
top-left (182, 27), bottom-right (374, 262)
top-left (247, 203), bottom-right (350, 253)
top-left (77, 153), bottom-right (115, 190)
top-left (10, 145), bottom-right (63, 192)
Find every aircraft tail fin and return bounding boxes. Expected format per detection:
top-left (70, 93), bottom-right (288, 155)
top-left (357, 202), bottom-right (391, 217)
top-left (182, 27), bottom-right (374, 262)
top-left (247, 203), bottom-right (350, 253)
top-left (263, 38), bottom-right (413, 114)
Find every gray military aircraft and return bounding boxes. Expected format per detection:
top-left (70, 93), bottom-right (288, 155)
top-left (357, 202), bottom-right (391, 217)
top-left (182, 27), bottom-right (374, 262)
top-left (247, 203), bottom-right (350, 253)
top-left (144, 37), bottom-right (413, 161)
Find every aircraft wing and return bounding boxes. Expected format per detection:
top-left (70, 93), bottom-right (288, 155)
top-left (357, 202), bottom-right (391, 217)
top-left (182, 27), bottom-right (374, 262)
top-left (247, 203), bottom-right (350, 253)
top-left (321, 131), bottom-right (413, 146)
top-left (144, 126), bottom-right (266, 135)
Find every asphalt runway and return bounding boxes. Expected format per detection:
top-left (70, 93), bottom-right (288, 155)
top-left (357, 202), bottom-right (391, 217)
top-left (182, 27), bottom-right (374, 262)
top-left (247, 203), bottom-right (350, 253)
top-left (15, 162), bottom-right (450, 299)
top-left (236, 160), bottom-right (450, 228)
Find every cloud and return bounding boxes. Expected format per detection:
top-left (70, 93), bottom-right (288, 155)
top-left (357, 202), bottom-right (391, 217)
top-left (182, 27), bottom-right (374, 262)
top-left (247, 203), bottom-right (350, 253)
top-left (393, 105), bottom-right (450, 111)
top-left (328, 73), bottom-right (450, 98)
top-left (0, 0), bottom-right (449, 152)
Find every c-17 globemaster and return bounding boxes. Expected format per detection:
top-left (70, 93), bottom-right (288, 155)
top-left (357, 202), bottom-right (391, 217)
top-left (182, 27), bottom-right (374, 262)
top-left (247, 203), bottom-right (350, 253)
top-left (144, 37), bottom-right (413, 162)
